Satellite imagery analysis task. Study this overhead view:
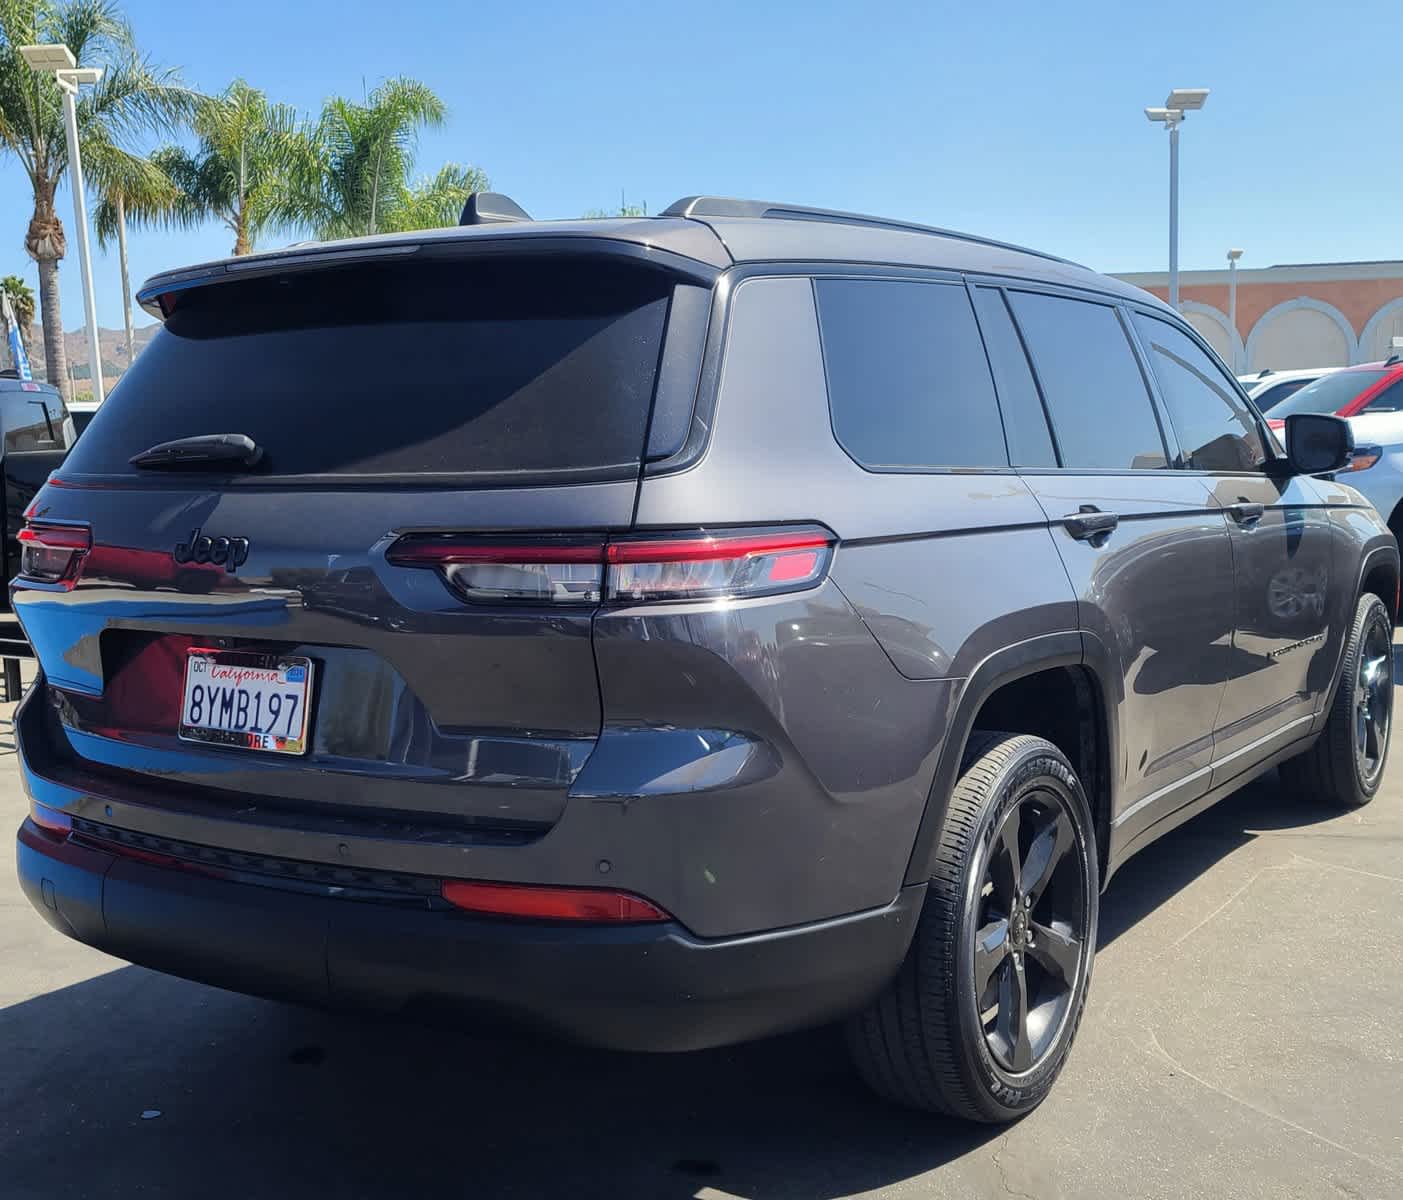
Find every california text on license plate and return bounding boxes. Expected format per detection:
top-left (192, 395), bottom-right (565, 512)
top-left (178, 650), bottom-right (314, 755)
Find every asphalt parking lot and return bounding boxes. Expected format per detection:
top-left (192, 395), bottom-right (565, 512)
top-left (3, 666), bottom-right (1401, 1200)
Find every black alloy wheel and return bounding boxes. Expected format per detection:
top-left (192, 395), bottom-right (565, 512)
top-left (974, 791), bottom-right (1089, 1074)
top-left (1354, 614), bottom-right (1392, 789)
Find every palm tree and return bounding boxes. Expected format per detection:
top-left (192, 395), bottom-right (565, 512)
top-left (92, 150), bottom-right (179, 365)
top-left (391, 162), bottom-right (488, 232)
top-left (1, 274), bottom-right (35, 348)
top-left (281, 78), bottom-right (485, 240)
top-left (0, 0), bottom-right (196, 400)
top-left (151, 80), bottom-right (300, 257)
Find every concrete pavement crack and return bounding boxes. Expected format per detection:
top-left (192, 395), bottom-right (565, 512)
top-left (991, 1133), bottom-right (1041, 1200)
top-left (1144, 1031), bottom-right (1400, 1180)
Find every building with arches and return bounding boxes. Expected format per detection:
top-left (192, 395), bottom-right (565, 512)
top-left (1114, 261), bottom-right (1403, 373)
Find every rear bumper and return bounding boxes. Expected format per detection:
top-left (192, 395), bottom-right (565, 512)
top-left (16, 819), bottom-right (923, 1052)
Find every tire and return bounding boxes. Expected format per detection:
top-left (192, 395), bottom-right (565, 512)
top-left (1281, 592), bottom-right (1394, 809)
top-left (847, 732), bottom-right (1099, 1122)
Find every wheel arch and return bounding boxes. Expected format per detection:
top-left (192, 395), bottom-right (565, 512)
top-left (902, 633), bottom-right (1122, 889)
top-left (1313, 540), bottom-right (1401, 735)
top-left (1361, 541), bottom-right (1401, 623)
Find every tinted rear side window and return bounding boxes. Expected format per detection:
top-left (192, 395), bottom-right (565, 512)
top-left (1008, 292), bottom-right (1167, 470)
top-left (970, 287), bottom-right (1056, 467)
top-left (815, 278), bottom-right (1007, 470)
top-left (1132, 314), bottom-right (1265, 471)
top-left (65, 258), bottom-right (675, 481)
top-left (2, 387), bottom-right (70, 452)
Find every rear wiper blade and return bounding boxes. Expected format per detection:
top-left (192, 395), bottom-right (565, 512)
top-left (129, 433), bottom-right (264, 471)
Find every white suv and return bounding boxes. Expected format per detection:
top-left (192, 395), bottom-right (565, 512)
top-left (1239, 367), bottom-right (1341, 411)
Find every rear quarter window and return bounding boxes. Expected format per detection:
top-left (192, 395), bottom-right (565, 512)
top-left (815, 278), bottom-right (1008, 470)
top-left (64, 257), bottom-right (679, 483)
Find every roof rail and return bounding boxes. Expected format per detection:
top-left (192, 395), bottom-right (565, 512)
top-left (662, 196), bottom-right (1078, 266)
top-left (460, 192), bottom-right (532, 226)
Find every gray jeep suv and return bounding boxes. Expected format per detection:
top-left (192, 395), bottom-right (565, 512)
top-left (13, 195), bottom-right (1397, 1122)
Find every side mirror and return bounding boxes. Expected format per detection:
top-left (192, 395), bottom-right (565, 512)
top-left (1284, 413), bottom-right (1353, 475)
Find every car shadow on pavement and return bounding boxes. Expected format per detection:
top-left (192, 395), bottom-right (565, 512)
top-left (1098, 766), bottom-right (1341, 947)
top-left (0, 764), bottom-right (1366, 1200)
top-left (1, 969), bottom-right (991, 1200)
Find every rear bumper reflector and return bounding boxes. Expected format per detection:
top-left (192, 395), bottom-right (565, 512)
top-left (441, 879), bottom-right (670, 923)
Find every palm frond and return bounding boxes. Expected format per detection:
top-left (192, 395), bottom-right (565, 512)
top-left (280, 76), bottom-right (453, 240)
top-left (78, 50), bottom-right (200, 147)
top-left (84, 139), bottom-right (181, 244)
top-left (386, 162), bottom-right (488, 233)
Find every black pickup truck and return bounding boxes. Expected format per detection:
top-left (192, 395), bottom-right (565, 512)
top-left (0, 378), bottom-right (75, 661)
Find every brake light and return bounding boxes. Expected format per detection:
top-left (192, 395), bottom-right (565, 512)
top-left (16, 522), bottom-right (91, 589)
top-left (387, 526), bottom-right (835, 605)
top-left (605, 528), bottom-right (833, 602)
top-left (441, 879), bottom-right (670, 923)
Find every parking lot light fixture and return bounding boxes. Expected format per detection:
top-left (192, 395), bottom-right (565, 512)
top-left (1228, 248), bottom-right (1244, 371)
top-left (19, 43), bottom-right (106, 402)
top-left (1145, 89), bottom-right (1210, 311)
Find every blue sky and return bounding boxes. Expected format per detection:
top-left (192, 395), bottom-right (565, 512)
top-left (3, 0), bottom-right (1398, 331)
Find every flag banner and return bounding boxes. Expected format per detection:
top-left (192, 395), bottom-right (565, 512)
top-left (1, 290), bottom-right (33, 381)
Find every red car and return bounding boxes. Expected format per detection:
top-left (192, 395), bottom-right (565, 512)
top-left (1265, 356), bottom-right (1403, 430)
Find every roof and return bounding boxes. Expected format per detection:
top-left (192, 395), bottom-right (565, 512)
top-left (0, 377), bottom-right (58, 393)
top-left (137, 195), bottom-right (1169, 316)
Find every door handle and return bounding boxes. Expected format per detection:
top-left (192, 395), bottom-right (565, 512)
top-left (1063, 506), bottom-right (1120, 542)
top-left (1228, 501), bottom-right (1265, 526)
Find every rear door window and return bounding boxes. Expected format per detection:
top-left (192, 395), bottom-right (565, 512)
top-left (970, 287), bottom-right (1057, 467)
top-left (62, 258), bottom-right (678, 483)
top-left (1007, 292), bottom-right (1168, 470)
top-left (1132, 314), bottom-right (1266, 471)
top-left (815, 278), bottom-right (1008, 470)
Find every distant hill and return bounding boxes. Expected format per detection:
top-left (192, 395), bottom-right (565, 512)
top-left (22, 322), bottom-right (160, 387)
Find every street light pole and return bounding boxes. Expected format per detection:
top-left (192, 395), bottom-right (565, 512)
top-left (1146, 89), bottom-right (1209, 314)
top-left (1227, 248), bottom-right (1243, 371)
top-left (19, 44), bottom-right (105, 402)
top-left (1168, 120), bottom-right (1180, 310)
top-left (59, 74), bottom-right (105, 401)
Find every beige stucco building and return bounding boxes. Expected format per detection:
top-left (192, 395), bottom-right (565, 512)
top-left (1114, 261), bottom-right (1403, 374)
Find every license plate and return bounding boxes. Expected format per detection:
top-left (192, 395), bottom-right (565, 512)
top-left (178, 650), bottom-right (314, 755)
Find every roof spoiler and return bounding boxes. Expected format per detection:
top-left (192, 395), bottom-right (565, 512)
top-left (460, 192), bottom-right (532, 226)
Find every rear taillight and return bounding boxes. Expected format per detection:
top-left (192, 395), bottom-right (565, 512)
top-left (16, 522), bottom-right (91, 589)
top-left (29, 800), bottom-right (73, 840)
top-left (387, 526), bottom-right (835, 606)
top-left (441, 879), bottom-right (670, 923)
top-left (605, 528), bottom-right (832, 602)
top-left (386, 538), bottom-right (606, 604)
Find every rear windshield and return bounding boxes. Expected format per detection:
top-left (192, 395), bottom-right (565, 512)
top-left (64, 257), bottom-right (676, 482)
top-left (1269, 369), bottom-right (1387, 418)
